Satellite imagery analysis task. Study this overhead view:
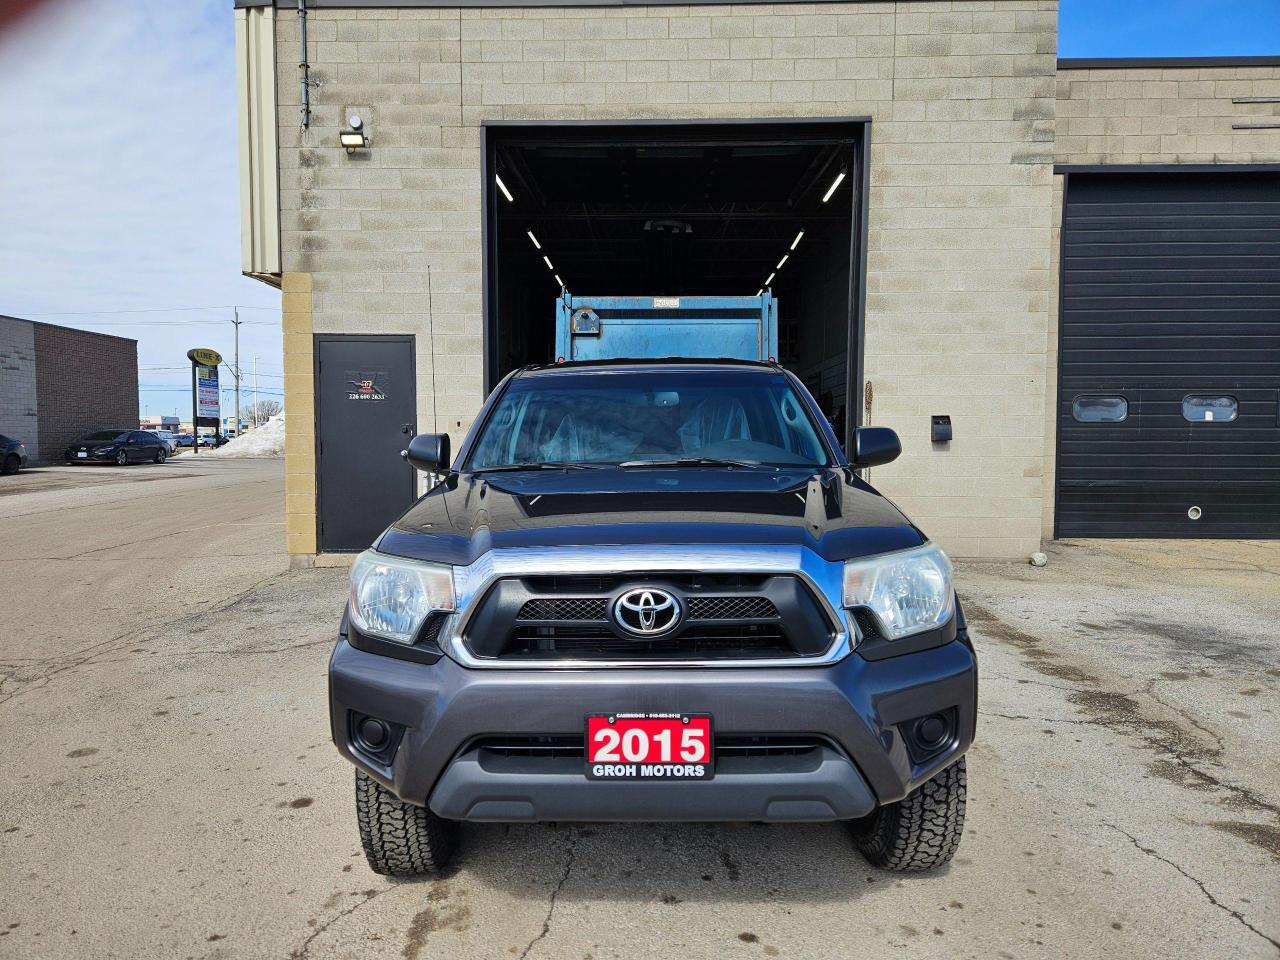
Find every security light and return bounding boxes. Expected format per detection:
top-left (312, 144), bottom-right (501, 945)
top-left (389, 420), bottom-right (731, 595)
top-left (776, 254), bottom-right (789, 270)
top-left (790, 230), bottom-right (805, 250)
top-left (339, 129), bottom-right (368, 152)
top-left (527, 231), bottom-right (541, 249)
top-left (543, 255), bottom-right (554, 270)
top-left (495, 175), bottom-right (514, 202)
top-left (822, 170), bottom-right (846, 203)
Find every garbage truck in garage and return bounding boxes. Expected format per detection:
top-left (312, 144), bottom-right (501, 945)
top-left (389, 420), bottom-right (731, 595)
top-left (327, 288), bottom-right (975, 879)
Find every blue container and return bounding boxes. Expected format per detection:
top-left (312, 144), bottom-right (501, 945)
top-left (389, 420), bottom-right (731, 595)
top-left (555, 293), bottom-right (778, 363)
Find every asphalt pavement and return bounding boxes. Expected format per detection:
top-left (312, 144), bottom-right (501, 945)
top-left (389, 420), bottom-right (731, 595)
top-left (0, 459), bottom-right (1276, 959)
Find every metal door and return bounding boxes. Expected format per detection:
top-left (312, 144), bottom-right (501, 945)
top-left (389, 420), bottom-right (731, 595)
top-left (315, 336), bottom-right (417, 551)
top-left (1056, 171), bottom-right (1280, 538)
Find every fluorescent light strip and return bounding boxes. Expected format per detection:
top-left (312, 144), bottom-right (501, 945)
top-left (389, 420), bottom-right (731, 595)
top-left (822, 171), bottom-right (846, 203)
top-left (554, 274), bottom-right (564, 286)
top-left (543, 255), bottom-right (554, 270)
top-left (527, 231), bottom-right (541, 249)
top-left (765, 272), bottom-right (775, 285)
top-left (790, 230), bottom-right (804, 250)
top-left (776, 254), bottom-right (789, 270)
top-left (495, 174), bottom-right (514, 202)
top-left (754, 289), bottom-right (763, 297)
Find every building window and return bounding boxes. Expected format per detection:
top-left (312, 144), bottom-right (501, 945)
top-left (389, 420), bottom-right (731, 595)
top-left (1072, 396), bottom-right (1128, 423)
top-left (1182, 395), bottom-right (1238, 423)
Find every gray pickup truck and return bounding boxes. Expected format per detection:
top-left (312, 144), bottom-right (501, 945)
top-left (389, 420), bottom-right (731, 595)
top-left (330, 359), bottom-right (976, 875)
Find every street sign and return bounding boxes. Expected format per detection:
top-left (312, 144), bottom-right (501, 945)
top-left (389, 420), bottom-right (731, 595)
top-left (188, 347), bottom-right (224, 455)
top-left (196, 365), bottom-right (220, 419)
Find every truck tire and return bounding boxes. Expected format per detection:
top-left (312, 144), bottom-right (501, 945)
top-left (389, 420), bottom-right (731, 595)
top-left (852, 756), bottom-right (966, 872)
top-left (354, 769), bottom-right (458, 876)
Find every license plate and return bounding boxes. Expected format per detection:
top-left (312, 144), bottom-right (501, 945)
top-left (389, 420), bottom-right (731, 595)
top-left (585, 713), bottom-right (713, 780)
top-left (76, 452), bottom-right (87, 458)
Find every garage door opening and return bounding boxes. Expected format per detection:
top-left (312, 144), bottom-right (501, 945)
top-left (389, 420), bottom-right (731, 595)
top-left (482, 121), bottom-right (868, 447)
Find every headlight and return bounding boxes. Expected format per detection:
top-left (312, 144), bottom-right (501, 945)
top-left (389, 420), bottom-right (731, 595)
top-left (842, 543), bottom-right (954, 640)
top-left (349, 550), bottom-right (456, 645)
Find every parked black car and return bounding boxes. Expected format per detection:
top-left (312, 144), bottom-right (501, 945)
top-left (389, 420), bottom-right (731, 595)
top-left (0, 434), bottom-right (28, 474)
top-left (65, 430), bottom-right (168, 465)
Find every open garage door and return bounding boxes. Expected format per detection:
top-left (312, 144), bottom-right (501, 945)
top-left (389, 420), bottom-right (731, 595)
top-left (1056, 170), bottom-right (1280, 538)
top-left (483, 121), bottom-right (866, 449)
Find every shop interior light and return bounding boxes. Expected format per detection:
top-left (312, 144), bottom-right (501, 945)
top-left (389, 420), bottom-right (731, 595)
top-left (765, 272), bottom-right (775, 285)
top-left (527, 231), bottom-right (541, 249)
top-left (790, 230), bottom-right (805, 250)
top-left (822, 170), bottom-right (846, 203)
top-left (754, 288), bottom-right (763, 297)
top-left (495, 175), bottom-right (514, 202)
top-left (776, 254), bottom-right (789, 270)
top-left (542, 255), bottom-right (554, 270)
top-left (554, 274), bottom-right (564, 286)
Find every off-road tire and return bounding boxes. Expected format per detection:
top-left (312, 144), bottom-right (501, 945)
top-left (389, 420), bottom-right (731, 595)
top-left (354, 769), bottom-right (458, 876)
top-left (1, 454), bottom-right (18, 475)
top-left (853, 756), bottom-right (966, 871)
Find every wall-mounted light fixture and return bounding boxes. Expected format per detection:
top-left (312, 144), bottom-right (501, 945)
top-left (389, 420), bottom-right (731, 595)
top-left (340, 113), bottom-right (368, 153)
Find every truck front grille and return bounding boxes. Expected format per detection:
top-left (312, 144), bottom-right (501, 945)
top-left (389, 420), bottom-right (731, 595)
top-left (464, 572), bottom-right (835, 663)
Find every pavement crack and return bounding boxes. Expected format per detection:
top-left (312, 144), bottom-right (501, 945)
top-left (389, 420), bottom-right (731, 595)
top-left (292, 886), bottom-right (393, 959)
top-left (1106, 823), bottom-right (1280, 951)
top-left (517, 828), bottom-right (577, 960)
top-left (980, 711), bottom-right (1101, 726)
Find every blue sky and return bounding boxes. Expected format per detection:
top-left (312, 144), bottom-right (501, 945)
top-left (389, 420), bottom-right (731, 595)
top-left (1060, 0), bottom-right (1280, 57)
top-left (0, 1), bottom-right (1275, 420)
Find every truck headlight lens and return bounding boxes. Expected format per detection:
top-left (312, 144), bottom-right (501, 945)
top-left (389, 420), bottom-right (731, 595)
top-left (842, 543), bottom-right (954, 640)
top-left (349, 550), bottom-right (456, 645)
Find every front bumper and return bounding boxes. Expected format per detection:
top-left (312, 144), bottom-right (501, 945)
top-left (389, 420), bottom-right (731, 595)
top-left (329, 628), bottom-right (977, 823)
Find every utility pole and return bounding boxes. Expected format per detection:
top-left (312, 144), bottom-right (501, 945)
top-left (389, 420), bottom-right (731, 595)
top-left (232, 307), bottom-right (242, 437)
top-left (253, 357), bottom-right (260, 427)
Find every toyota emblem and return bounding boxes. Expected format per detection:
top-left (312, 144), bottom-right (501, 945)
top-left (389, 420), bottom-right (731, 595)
top-left (612, 587), bottom-right (681, 636)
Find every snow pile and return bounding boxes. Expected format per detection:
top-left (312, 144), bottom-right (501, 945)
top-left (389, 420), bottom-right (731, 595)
top-left (211, 416), bottom-right (285, 458)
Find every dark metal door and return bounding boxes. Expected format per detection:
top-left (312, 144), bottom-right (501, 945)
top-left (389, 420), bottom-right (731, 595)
top-left (1057, 171), bottom-right (1280, 538)
top-left (316, 336), bottom-right (417, 551)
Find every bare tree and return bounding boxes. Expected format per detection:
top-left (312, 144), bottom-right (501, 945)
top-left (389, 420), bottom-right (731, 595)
top-left (241, 400), bottom-right (282, 425)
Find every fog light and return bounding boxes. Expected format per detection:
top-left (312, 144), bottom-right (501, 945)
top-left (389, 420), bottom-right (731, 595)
top-left (901, 708), bottom-right (957, 764)
top-left (358, 717), bottom-right (389, 750)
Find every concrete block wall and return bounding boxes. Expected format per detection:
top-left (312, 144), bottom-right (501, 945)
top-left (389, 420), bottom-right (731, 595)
top-left (275, 0), bottom-right (1059, 559)
top-left (0, 317), bottom-right (39, 456)
top-left (1056, 63), bottom-right (1280, 164)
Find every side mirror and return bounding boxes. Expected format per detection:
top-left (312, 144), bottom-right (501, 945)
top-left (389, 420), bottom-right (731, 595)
top-left (852, 426), bottom-right (901, 468)
top-left (401, 433), bottom-right (451, 473)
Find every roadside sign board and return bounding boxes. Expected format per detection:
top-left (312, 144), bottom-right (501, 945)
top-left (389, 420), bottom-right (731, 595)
top-left (196, 365), bottom-right (220, 419)
top-left (187, 347), bottom-right (224, 454)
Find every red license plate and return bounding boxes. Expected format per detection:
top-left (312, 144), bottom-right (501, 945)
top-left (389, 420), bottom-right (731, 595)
top-left (585, 713), bottom-right (713, 780)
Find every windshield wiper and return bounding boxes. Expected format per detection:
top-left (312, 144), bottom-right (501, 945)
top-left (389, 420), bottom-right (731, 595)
top-left (471, 461), bottom-right (603, 473)
top-left (617, 457), bottom-right (762, 468)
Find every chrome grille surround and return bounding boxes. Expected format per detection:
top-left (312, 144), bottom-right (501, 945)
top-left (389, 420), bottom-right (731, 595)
top-left (434, 544), bottom-right (854, 669)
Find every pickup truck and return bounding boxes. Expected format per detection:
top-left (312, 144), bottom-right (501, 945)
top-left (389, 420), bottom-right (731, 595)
top-left (330, 359), bottom-right (975, 876)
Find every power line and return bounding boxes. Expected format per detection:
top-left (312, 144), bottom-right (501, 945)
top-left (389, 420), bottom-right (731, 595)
top-left (18, 304), bottom-right (280, 317)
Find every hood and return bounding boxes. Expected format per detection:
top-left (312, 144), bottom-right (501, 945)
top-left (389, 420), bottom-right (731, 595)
top-left (375, 467), bottom-right (924, 566)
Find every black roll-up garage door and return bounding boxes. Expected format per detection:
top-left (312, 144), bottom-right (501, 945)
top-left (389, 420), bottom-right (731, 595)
top-left (1056, 170), bottom-right (1280, 539)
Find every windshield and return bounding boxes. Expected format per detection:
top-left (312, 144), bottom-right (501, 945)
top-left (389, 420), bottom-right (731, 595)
top-left (83, 431), bottom-right (129, 442)
top-left (468, 370), bottom-right (832, 470)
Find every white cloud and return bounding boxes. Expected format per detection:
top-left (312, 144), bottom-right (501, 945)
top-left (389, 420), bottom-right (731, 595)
top-left (0, 0), bottom-right (282, 417)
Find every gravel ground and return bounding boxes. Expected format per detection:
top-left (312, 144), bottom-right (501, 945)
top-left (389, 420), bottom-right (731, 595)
top-left (0, 460), bottom-right (1275, 959)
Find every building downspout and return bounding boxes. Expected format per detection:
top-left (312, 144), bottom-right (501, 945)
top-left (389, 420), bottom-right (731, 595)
top-left (297, 0), bottom-right (310, 129)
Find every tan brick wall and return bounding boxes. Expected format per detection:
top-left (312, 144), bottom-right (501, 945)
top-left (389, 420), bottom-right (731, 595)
top-left (1056, 64), bottom-right (1280, 164)
top-left (282, 272), bottom-right (317, 557)
top-left (275, 0), bottom-right (1060, 559)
